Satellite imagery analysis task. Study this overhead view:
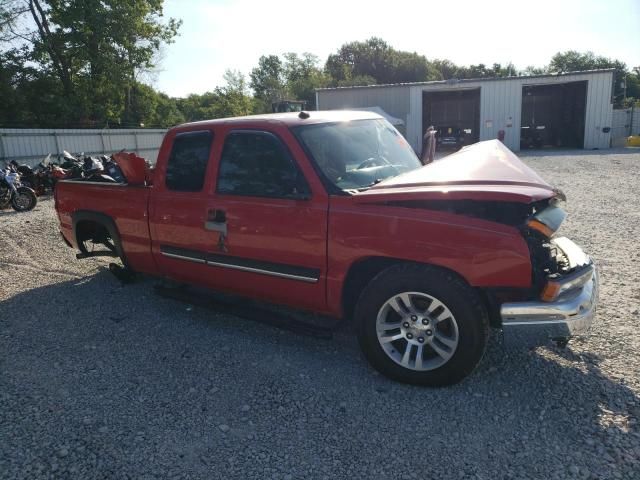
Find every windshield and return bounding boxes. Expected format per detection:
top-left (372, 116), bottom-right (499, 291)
top-left (293, 118), bottom-right (422, 191)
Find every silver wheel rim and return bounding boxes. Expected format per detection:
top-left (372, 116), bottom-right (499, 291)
top-left (376, 291), bottom-right (459, 371)
top-left (14, 193), bottom-right (31, 210)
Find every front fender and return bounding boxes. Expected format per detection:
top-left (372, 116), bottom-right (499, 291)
top-left (327, 199), bottom-right (532, 316)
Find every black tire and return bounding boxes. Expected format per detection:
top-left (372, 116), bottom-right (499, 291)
top-left (355, 263), bottom-right (489, 386)
top-left (11, 187), bottom-right (37, 212)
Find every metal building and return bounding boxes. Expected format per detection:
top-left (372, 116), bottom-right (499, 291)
top-left (316, 69), bottom-right (614, 152)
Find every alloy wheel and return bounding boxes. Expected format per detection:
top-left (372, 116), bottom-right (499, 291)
top-left (376, 291), bottom-right (459, 371)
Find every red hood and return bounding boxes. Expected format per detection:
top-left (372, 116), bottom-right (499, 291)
top-left (356, 140), bottom-right (556, 204)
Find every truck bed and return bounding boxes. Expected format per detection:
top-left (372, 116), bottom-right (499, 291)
top-left (55, 180), bottom-right (156, 274)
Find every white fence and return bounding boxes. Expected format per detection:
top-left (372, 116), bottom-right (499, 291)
top-left (611, 108), bottom-right (639, 146)
top-left (0, 128), bottom-right (168, 167)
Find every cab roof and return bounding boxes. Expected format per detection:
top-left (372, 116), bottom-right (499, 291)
top-left (174, 110), bottom-right (382, 131)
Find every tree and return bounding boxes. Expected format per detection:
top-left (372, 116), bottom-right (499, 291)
top-left (336, 74), bottom-right (377, 87)
top-left (627, 67), bottom-right (640, 106)
top-left (0, 1), bottom-right (29, 41)
top-left (522, 65), bottom-right (547, 76)
top-left (452, 62), bottom-right (518, 79)
top-left (176, 70), bottom-right (254, 122)
top-left (249, 53), bottom-right (328, 112)
top-left (213, 70), bottom-right (255, 118)
top-left (549, 50), bottom-right (628, 105)
top-left (151, 92), bottom-right (185, 127)
top-left (282, 52), bottom-right (329, 108)
top-left (430, 59), bottom-right (459, 80)
top-left (249, 55), bottom-right (286, 112)
top-left (326, 37), bottom-right (439, 86)
top-left (1, 0), bottom-right (181, 126)
top-left (0, 47), bottom-right (31, 126)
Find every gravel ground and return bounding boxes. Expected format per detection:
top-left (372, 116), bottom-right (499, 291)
top-left (1, 149), bottom-right (639, 480)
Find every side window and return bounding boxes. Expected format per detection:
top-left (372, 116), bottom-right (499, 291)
top-left (165, 131), bottom-right (213, 192)
top-left (217, 131), bottom-right (309, 198)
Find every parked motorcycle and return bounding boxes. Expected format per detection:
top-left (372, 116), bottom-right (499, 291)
top-left (0, 164), bottom-right (38, 211)
top-left (58, 151), bottom-right (84, 179)
top-left (45, 151), bottom-right (85, 190)
top-left (10, 155), bottom-right (55, 196)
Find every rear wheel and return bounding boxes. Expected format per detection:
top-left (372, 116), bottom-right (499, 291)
top-left (355, 264), bottom-right (489, 386)
top-left (11, 187), bottom-right (37, 212)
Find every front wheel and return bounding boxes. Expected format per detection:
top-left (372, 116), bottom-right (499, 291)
top-left (355, 264), bottom-right (489, 386)
top-left (11, 187), bottom-right (37, 212)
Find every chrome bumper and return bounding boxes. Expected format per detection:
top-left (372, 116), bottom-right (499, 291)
top-left (500, 238), bottom-right (599, 346)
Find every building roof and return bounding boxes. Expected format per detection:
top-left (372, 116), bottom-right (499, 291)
top-left (316, 69), bottom-right (616, 92)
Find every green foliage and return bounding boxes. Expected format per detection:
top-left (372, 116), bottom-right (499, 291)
top-left (429, 59), bottom-right (459, 80)
top-left (250, 55), bottom-right (286, 109)
top-left (549, 50), bottom-right (628, 106)
top-left (177, 70), bottom-right (254, 122)
top-left (249, 53), bottom-right (328, 113)
top-left (2, 17), bottom-right (639, 129)
top-left (522, 65), bottom-right (548, 76)
top-left (430, 60), bottom-right (518, 80)
top-left (283, 53), bottom-right (330, 108)
top-left (326, 37), bottom-right (438, 86)
top-left (0, 0), bottom-right (181, 127)
top-left (337, 75), bottom-right (377, 87)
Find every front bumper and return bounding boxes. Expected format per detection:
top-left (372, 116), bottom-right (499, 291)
top-left (500, 237), bottom-right (599, 346)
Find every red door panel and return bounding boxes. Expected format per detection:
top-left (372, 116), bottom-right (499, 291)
top-left (204, 125), bottom-right (329, 312)
top-left (203, 195), bottom-right (328, 311)
top-left (149, 128), bottom-right (220, 286)
top-left (148, 123), bottom-right (330, 314)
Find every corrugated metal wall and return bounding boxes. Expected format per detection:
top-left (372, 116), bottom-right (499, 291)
top-left (319, 71), bottom-right (614, 152)
top-left (612, 108), bottom-right (640, 142)
top-left (317, 86), bottom-right (411, 127)
top-left (0, 128), bottom-right (167, 167)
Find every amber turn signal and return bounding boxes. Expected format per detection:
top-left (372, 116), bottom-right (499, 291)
top-left (540, 281), bottom-right (561, 302)
top-left (527, 219), bottom-right (554, 237)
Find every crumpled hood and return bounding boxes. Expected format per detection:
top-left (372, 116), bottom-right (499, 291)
top-left (356, 140), bottom-right (556, 204)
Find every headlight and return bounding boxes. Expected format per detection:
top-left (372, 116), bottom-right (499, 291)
top-left (526, 204), bottom-right (567, 238)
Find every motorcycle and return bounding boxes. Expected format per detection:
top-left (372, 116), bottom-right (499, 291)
top-left (0, 164), bottom-right (38, 211)
top-left (10, 155), bottom-right (55, 196)
top-left (46, 151), bottom-right (85, 190)
top-left (58, 151), bottom-right (85, 179)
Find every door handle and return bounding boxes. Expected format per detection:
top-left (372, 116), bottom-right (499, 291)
top-left (205, 209), bottom-right (227, 234)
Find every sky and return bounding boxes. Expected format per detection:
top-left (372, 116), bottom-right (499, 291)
top-left (155, 0), bottom-right (640, 98)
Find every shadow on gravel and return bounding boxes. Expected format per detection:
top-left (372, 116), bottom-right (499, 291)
top-left (0, 209), bottom-right (20, 216)
top-left (1, 270), bottom-right (638, 478)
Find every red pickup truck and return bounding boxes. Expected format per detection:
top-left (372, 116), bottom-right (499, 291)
top-left (55, 111), bottom-right (598, 386)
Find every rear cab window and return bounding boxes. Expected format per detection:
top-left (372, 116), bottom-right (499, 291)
top-left (165, 131), bottom-right (213, 192)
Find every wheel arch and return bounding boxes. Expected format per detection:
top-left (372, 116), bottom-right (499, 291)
top-left (341, 256), bottom-right (484, 321)
top-left (71, 210), bottom-right (128, 265)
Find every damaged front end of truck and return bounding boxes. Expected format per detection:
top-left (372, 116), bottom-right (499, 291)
top-left (356, 140), bottom-right (598, 346)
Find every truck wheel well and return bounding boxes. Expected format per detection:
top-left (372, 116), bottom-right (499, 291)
top-left (342, 257), bottom-right (410, 320)
top-left (75, 219), bottom-right (117, 254)
top-left (342, 258), bottom-right (494, 324)
top-left (72, 211), bottom-right (127, 266)
top-left (76, 219), bottom-right (106, 242)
